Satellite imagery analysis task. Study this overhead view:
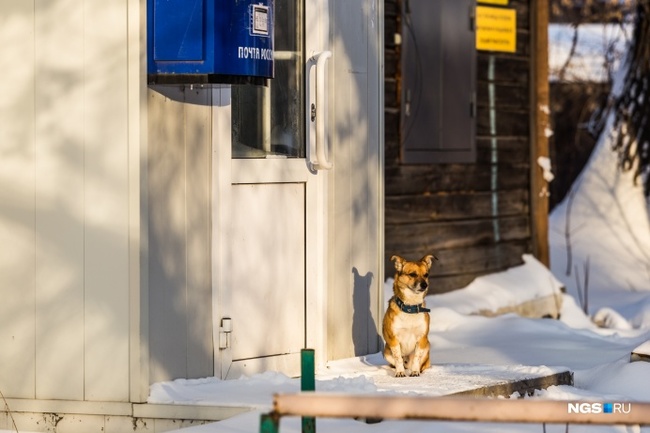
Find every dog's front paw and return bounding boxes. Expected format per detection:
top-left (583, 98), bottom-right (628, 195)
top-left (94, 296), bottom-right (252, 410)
top-left (409, 370), bottom-right (420, 377)
top-left (395, 370), bottom-right (406, 378)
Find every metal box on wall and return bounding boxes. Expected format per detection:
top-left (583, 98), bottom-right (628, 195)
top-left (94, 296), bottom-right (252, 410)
top-left (148, 0), bottom-right (274, 85)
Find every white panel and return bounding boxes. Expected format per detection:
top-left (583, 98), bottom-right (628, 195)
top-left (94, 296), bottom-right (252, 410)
top-left (147, 87), bottom-right (190, 383)
top-left (327, 0), bottom-right (383, 360)
top-left (328, 0), bottom-right (361, 360)
top-left (147, 87), bottom-right (214, 383)
top-left (184, 89), bottom-right (215, 379)
top-left (83, 0), bottom-right (130, 401)
top-left (228, 183), bottom-right (305, 361)
top-left (128, 0), bottom-right (149, 403)
top-left (1, 0), bottom-right (141, 402)
top-left (212, 87), bottom-right (233, 379)
top-left (0, 0), bottom-right (36, 398)
top-left (34, 0), bottom-right (85, 400)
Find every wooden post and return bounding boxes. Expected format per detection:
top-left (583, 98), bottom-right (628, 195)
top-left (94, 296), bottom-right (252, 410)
top-left (530, 0), bottom-right (551, 266)
top-left (301, 349), bottom-right (316, 433)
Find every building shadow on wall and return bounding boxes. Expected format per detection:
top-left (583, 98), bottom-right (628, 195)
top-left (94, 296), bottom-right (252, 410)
top-left (352, 267), bottom-right (381, 357)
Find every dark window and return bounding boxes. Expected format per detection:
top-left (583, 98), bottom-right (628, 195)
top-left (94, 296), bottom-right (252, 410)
top-left (401, 0), bottom-right (476, 164)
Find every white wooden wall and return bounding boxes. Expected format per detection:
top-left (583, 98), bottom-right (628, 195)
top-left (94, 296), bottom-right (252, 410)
top-left (0, 0), bottom-right (139, 402)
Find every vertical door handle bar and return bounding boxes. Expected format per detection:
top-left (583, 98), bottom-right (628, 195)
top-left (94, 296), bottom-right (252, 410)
top-left (310, 51), bottom-right (333, 170)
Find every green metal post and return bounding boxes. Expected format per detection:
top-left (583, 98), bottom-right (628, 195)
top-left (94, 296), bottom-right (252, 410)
top-left (301, 349), bottom-right (316, 433)
top-left (301, 348), bottom-right (315, 391)
top-left (260, 413), bottom-right (280, 433)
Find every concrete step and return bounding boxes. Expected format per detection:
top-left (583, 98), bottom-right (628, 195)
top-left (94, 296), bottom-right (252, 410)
top-left (452, 370), bottom-right (573, 397)
top-left (321, 363), bottom-right (574, 399)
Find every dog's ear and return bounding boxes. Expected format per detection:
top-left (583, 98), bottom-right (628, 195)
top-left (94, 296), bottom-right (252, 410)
top-left (420, 254), bottom-right (438, 270)
top-left (391, 255), bottom-right (406, 272)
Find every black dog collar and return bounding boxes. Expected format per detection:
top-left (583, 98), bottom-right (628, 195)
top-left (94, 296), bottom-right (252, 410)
top-left (393, 296), bottom-right (430, 314)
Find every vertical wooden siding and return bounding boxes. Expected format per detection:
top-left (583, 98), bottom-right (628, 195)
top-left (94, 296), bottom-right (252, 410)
top-left (0, 0), bottom-right (131, 401)
top-left (385, 0), bottom-right (534, 293)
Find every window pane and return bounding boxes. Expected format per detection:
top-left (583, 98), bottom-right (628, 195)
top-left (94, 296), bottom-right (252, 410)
top-left (232, 1), bottom-right (303, 158)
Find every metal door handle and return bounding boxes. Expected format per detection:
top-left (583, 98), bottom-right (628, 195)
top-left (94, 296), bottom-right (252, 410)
top-left (308, 51), bottom-right (333, 170)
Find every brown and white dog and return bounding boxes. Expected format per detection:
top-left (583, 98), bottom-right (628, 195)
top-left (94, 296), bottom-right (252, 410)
top-left (382, 254), bottom-right (436, 377)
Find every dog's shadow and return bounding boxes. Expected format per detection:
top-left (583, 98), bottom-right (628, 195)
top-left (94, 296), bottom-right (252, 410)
top-left (352, 267), bottom-right (381, 356)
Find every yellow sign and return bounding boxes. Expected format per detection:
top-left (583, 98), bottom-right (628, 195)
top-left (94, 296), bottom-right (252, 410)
top-left (476, 6), bottom-right (516, 53)
top-left (478, 0), bottom-right (509, 5)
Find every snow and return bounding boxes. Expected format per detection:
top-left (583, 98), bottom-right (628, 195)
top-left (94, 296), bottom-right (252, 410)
top-left (633, 340), bottom-right (650, 356)
top-left (548, 93), bottom-right (650, 329)
top-left (152, 36), bottom-right (650, 433)
top-left (548, 23), bottom-right (631, 82)
top-left (157, 411), bottom-right (647, 433)
top-left (149, 360), bottom-right (568, 408)
top-left (425, 254), bottom-right (562, 315)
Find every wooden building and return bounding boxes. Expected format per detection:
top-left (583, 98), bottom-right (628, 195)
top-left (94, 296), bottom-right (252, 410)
top-left (384, 0), bottom-right (550, 293)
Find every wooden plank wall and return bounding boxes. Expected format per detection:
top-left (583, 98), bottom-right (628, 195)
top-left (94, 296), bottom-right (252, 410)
top-left (384, 0), bottom-right (534, 293)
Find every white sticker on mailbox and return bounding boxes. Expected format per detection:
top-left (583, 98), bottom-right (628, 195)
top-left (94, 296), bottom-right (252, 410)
top-left (251, 4), bottom-right (269, 36)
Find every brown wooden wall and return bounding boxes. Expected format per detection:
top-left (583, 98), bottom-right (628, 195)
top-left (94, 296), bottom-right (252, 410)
top-left (384, 0), bottom-right (536, 293)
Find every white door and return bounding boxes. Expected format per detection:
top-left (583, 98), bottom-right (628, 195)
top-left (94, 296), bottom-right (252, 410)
top-left (213, 0), bottom-right (331, 379)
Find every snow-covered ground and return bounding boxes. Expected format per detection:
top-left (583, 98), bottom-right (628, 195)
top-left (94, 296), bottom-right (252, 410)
top-left (152, 280), bottom-right (650, 432)
top-left (150, 131), bottom-right (650, 432)
top-left (549, 122), bottom-right (650, 331)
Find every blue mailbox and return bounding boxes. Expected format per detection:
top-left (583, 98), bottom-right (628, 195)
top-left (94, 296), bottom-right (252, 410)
top-left (148, 0), bottom-right (274, 85)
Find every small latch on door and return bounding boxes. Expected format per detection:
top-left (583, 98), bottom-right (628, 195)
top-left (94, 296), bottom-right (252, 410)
top-left (310, 103), bottom-right (316, 122)
top-left (219, 317), bottom-right (232, 350)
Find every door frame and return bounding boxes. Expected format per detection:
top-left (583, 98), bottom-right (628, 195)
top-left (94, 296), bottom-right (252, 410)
top-left (211, 86), bottom-right (329, 378)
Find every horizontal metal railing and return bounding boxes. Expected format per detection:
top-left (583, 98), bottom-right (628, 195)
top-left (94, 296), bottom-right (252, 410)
top-left (259, 350), bottom-right (650, 433)
top-left (265, 393), bottom-right (650, 426)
